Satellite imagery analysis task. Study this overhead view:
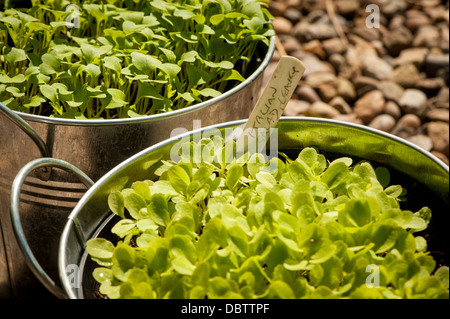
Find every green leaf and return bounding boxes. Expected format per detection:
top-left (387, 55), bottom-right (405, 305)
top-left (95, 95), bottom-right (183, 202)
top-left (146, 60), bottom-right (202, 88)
top-left (168, 165), bottom-right (191, 195)
top-left (256, 171), bottom-right (277, 188)
top-left (298, 147), bottom-right (318, 168)
top-left (92, 268), bottom-right (113, 284)
top-left (111, 219), bottom-right (137, 238)
top-left (132, 181), bottom-right (152, 202)
top-left (86, 238), bottom-right (115, 260)
top-left (40, 53), bottom-right (60, 75)
top-left (225, 164), bottom-right (243, 190)
top-left (136, 82), bottom-right (165, 102)
top-left (172, 255), bottom-right (196, 276)
top-left (103, 56), bottom-right (122, 73)
top-left (228, 225), bottom-right (249, 257)
top-left (204, 60), bottom-right (234, 69)
top-left (435, 266), bottom-right (449, 289)
top-left (375, 167), bottom-right (390, 188)
top-left (39, 84), bottom-right (58, 103)
top-left (79, 64), bottom-right (101, 79)
top-left (5, 87), bottom-right (24, 98)
top-left (174, 8), bottom-right (196, 20)
top-left (0, 74), bottom-right (26, 84)
top-left (210, 14), bottom-right (224, 25)
top-left (371, 220), bottom-right (399, 254)
top-left (147, 193), bottom-right (170, 226)
top-left (266, 281), bottom-right (295, 299)
top-left (191, 262), bottom-right (210, 287)
top-left (191, 88), bottom-right (221, 98)
top-left (102, 88), bottom-right (128, 109)
top-left (186, 64), bottom-right (212, 87)
top-left (112, 243), bottom-right (136, 282)
top-left (415, 236), bottom-right (427, 252)
top-left (123, 189), bottom-right (147, 219)
top-left (170, 235), bottom-right (197, 265)
top-left (338, 198), bottom-right (379, 228)
top-left (220, 69), bottom-right (245, 82)
top-left (179, 50), bottom-right (199, 64)
top-left (321, 161), bottom-right (349, 193)
top-left (4, 47), bottom-right (27, 64)
top-left (131, 52), bottom-right (161, 74)
top-left (23, 96), bottom-right (46, 108)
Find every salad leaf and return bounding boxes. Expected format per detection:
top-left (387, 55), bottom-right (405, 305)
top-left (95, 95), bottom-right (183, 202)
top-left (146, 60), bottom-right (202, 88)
top-left (86, 144), bottom-right (448, 299)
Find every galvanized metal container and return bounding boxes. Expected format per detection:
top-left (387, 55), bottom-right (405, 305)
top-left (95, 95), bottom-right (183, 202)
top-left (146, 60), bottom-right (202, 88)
top-left (11, 117), bottom-right (449, 298)
top-left (0, 37), bottom-right (275, 298)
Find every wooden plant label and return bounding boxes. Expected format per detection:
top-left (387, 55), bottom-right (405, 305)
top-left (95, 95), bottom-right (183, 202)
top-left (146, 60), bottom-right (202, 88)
top-left (236, 56), bottom-right (305, 147)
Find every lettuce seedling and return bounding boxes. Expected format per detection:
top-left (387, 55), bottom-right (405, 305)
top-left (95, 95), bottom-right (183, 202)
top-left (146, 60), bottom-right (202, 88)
top-left (0, 0), bottom-right (274, 118)
top-left (86, 142), bottom-right (449, 299)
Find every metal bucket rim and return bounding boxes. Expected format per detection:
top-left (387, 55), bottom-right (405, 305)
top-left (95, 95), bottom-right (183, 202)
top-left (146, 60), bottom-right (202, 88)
top-left (12, 36), bottom-right (275, 127)
top-left (58, 116), bottom-right (449, 299)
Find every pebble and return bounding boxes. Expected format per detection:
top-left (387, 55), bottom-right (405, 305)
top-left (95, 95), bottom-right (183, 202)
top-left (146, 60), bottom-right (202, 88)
top-left (305, 72), bottom-right (337, 87)
top-left (424, 53), bottom-right (450, 78)
top-left (379, 81), bottom-right (405, 104)
top-left (294, 21), bottom-right (338, 42)
top-left (336, 77), bottom-right (357, 101)
top-left (334, 0), bottom-right (360, 17)
top-left (321, 38), bottom-right (348, 56)
top-left (389, 15), bottom-right (406, 30)
top-left (299, 53), bottom-right (335, 77)
top-left (283, 99), bottom-right (311, 116)
top-left (392, 47), bottom-right (429, 68)
top-left (406, 134), bottom-right (434, 152)
top-left (353, 76), bottom-right (380, 97)
top-left (382, 26), bottom-right (413, 56)
top-left (328, 53), bottom-right (346, 72)
top-left (354, 90), bottom-right (386, 124)
top-left (405, 10), bottom-right (431, 32)
top-left (283, 8), bottom-right (302, 25)
top-left (361, 55), bottom-right (393, 81)
top-left (306, 101), bottom-right (341, 118)
top-left (368, 114), bottom-right (397, 132)
top-left (379, 0), bottom-right (408, 17)
top-left (272, 16), bottom-right (294, 35)
top-left (416, 77), bottom-right (446, 96)
top-left (398, 89), bottom-right (429, 116)
top-left (435, 87), bottom-right (449, 103)
top-left (426, 121), bottom-right (449, 155)
top-left (424, 5), bottom-right (449, 23)
top-left (268, 1), bottom-right (286, 16)
top-left (391, 114), bottom-right (422, 138)
top-left (296, 85), bottom-right (322, 103)
top-left (302, 40), bottom-right (327, 59)
top-left (389, 63), bottom-right (422, 88)
top-left (439, 26), bottom-right (449, 52)
top-left (352, 25), bottom-right (380, 42)
top-left (425, 108), bottom-right (450, 123)
top-left (413, 25), bottom-right (441, 48)
top-left (384, 101), bottom-right (402, 120)
top-left (329, 96), bottom-right (352, 114)
top-left (268, 0), bottom-right (448, 162)
top-left (317, 83), bottom-right (338, 102)
top-left (280, 35), bottom-right (303, 54)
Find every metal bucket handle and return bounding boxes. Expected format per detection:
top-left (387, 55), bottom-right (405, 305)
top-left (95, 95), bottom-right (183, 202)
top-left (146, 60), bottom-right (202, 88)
top-left (0, 102), bottom-right (52, 180)
top-left (10, 157), bottom-right (94, 299)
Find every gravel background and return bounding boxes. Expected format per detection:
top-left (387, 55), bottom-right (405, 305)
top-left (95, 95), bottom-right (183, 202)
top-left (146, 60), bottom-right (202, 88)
top-left (265, 0), bottom-right (449, 165)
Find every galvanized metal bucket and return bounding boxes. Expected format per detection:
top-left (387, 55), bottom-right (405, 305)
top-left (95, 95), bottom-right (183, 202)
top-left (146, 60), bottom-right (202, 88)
top-left (0, 37), bottom-right (275, 298)
top-left (10, 117), bottom-right (449, 298)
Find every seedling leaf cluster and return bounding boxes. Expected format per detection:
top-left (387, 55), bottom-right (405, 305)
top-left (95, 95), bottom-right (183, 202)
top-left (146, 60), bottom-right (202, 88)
top-left (0, 0), bottom-right (273, 119)
top-left (86, 140), bottom-right (449, 299)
